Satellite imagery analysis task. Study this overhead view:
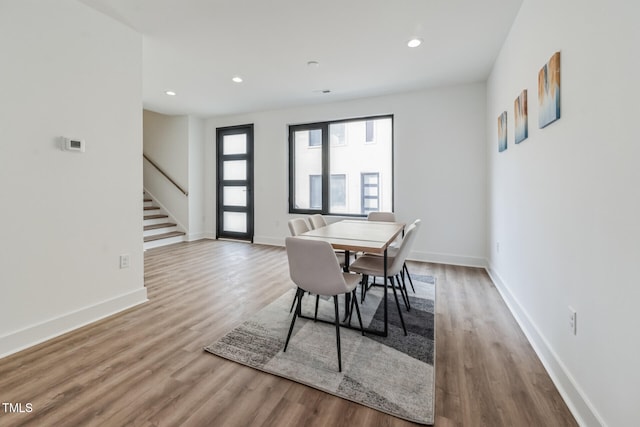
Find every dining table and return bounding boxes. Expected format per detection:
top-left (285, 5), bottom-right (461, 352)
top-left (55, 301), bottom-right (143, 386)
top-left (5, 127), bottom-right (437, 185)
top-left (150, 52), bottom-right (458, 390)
top-left (297, 219), bottom-right (405, 337)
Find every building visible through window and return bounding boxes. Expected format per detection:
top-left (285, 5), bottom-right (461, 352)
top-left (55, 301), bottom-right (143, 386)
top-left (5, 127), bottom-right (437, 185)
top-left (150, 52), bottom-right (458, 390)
top-left (361, 172), bottom-right (380, 214)
top-left (330, 123), bottom-right (346, 146)
top-left (309, 175), bottom-right (322, 209)
top-left (308, 129), bottom-right (321, 147)
top-left (365, 120), bottom-right (374, 143)
top-left (289, 115), bottom-right (393, 215)
top-left (330, 174), bottom-right (346, 209)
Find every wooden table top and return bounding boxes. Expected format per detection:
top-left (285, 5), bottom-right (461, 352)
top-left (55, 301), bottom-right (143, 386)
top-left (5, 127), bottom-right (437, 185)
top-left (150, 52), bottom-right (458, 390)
top-left (298, 219), bottom-right (404, 254)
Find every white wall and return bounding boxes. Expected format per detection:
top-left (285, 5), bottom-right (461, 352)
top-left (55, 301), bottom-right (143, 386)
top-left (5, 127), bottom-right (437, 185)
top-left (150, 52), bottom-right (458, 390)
top-left (205, 84), bottom-right (487, 266)
top-left (143, 111), bottom-right (205, 239)
top-left (143, 110), bottom-right (189, 229)
top-left (486, 1), bottom-right (640, 425)
top-left (0, 0), bottom-right (147, 357)
top-left (188, 116), bottom-right (206, 239)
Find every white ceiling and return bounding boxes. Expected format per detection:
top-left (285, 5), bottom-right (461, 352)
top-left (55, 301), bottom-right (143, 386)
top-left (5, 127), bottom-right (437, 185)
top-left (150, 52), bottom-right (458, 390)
top-left (80, 0), bottom-right (523, 117)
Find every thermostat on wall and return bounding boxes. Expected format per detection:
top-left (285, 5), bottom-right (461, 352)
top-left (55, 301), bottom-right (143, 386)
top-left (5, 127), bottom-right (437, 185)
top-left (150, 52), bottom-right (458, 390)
top-left (61, 137), bottom-right (85, 153)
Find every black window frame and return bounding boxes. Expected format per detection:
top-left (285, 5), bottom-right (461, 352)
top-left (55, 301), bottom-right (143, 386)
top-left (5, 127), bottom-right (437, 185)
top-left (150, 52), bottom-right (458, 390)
top-left (288, 114), bottom-right (394, 217)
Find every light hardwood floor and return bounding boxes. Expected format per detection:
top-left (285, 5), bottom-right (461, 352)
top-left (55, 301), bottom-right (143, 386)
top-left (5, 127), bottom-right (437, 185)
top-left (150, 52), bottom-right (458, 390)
top-left (0, 240), bottom-right (577, 426)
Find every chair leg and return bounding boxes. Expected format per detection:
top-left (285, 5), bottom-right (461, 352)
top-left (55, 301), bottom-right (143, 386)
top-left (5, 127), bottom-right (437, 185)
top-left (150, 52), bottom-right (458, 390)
top-left (289, 287), bottom-right (298, 313)
top-left (333, 295), bottom-right (342, 372)
top-left (342, 292), bottom-right (351, 322)
top-left (360, 275), bottom-right (369, 303)
top-left (401, 273), bottom-right (411, 310)
top-left (347, 289), bottom-right (361, 327)
top-left (404, 262), bottom-right (415, 293)
top-left (284, 288), bottom-right (304, 352)
top-left (389, 276), bottom-right (407, 336)
top-left (397, 274), bottom-right (411, 311)
top-left (352, 289), bottom-right (364, 335)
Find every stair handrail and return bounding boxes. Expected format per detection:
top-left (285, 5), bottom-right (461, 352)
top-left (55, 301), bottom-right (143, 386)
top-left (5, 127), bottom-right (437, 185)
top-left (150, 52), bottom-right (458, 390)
top-left (143, 154), bottom-right (189, 197)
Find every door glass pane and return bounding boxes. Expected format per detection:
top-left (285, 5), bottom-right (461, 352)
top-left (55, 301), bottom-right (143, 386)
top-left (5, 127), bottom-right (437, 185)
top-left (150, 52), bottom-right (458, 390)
top-left (364, 186), bottom-right (378, 196)
top-left (223, 212), bottom-right (247, 233)
top-left (364, 198), bottom-right (378, 209)
top-left (223, 134), bottom-right (247, 155)
top-left (223, 186), bottom-right (246, 207)
top-left (293, 129), bottom-right (322, 210)
top-left (363, 173), bottom-right (379, 185)
top-left (223, 160), bottom-right (246, 180)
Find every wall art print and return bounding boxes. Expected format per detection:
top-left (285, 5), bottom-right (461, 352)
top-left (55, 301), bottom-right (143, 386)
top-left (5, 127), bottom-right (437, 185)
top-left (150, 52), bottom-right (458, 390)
top-left (498, 111), bottom-right (507, 152)
top-left (538, 51), bottom-right (561, 128)
top-left (514, 89), bottom-right (528, 144)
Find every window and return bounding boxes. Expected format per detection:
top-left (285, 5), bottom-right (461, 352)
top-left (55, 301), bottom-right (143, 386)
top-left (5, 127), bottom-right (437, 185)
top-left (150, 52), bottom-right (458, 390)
top-left (308, 129), bottom-right (321, 147)
top-left (330, 123), bottom-right (346, 146)
top-left (361, 173), bottom-right (379, 214)
top-left (365, 120), bottom-right (374, 143)
top-left (289, 115), bottom-right (393, 216)
top-left (330, 174), bottom-right (346, 209)
top-left (309, 175), bottom-right (322, 209)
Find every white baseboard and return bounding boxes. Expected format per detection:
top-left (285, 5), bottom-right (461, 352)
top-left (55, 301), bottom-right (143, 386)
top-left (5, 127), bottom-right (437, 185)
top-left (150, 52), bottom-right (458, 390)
top-left (485, 262), bottom-right (604, 427)
top-left (187, 232), bottom-right (207, 241)
top-left (253, 236), bottom-right (284, 247)
top-left (0, 288), bottom-right (148, 360)
top-left (409, 250), bottom-right (487, 268)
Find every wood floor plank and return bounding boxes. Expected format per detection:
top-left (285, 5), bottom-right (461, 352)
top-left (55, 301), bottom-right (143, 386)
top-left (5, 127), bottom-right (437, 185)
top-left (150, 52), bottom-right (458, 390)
top-left (0, 240), bottom-right (577, 426)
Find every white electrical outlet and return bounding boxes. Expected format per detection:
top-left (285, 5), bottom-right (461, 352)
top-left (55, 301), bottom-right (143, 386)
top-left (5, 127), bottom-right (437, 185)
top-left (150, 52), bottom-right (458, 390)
top-left (120, 254), bottom-right (130, 269)
top-left (568, 306), bottom-right (577, 335)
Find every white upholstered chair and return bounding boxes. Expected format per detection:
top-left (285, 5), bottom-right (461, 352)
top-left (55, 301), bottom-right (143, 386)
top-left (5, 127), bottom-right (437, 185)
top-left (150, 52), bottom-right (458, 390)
top-left (284, 237), bottom-right (364, 372)
top-left (308, 214), bottom-right (328, 230)
top-left (287, 217), bottom-right (344, 315)
top-left (348, 220), bottom-right (421, 336)
top-left (366, 212), bottom-right (418, 296)
top-left (288, 217), bottom-right (310, 236)
top-left (367, 211), bottom-right (397, 222)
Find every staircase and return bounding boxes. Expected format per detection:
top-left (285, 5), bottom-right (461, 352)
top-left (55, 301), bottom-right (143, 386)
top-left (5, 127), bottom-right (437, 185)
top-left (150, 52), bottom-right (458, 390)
top-left (143, 192), bottom-right (186, 250)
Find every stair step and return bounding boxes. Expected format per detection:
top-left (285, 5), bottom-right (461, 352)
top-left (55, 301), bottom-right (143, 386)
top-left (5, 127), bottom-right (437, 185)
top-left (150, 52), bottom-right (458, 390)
top-left (144, 231), bottom-right (186, 242)
top-left (144, 214), bottom-right (169, 220)
top-left (144, 222), bottom-right (176, 231)
top-left (144, 206), bottom-right (160, 211)
top-left (144, 198), bottom-right (152, 202)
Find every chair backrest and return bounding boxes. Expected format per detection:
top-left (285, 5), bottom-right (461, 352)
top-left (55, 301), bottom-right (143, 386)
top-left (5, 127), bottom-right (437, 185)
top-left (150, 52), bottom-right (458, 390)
top-left (288, 218), bottom-right (310, 236)
top-left (368, 211), bottom-right (396, 222)
top-left (308, 214), bottom-right (327, 230)
top-left (388, 219), bottom-right (421, 275)
top-left (285, 237), bottom-right (349, 296)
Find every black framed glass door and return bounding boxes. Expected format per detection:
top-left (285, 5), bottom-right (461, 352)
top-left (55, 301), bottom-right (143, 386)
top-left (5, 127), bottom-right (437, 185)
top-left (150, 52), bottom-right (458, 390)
top-left (216, 124), bottom-right (254, 242)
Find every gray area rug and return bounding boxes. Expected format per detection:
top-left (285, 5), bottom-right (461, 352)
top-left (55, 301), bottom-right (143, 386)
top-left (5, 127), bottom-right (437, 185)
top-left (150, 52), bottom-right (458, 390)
top-left (204, 274), bottom-right (436, 425)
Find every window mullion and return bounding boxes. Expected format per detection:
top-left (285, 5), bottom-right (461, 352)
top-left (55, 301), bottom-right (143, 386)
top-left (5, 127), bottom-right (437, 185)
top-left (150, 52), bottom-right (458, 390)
top-left (321, 123), bottom-right (329, 214)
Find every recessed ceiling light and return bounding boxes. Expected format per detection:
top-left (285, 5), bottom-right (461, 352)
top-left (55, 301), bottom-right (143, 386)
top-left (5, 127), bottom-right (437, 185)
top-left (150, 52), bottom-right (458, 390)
top-left (407, 38), bottom-right (422, 48)
top-left (232, 76), bottom-right (243, 83)
top-left (165, 90), bottom-right (176, 96)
